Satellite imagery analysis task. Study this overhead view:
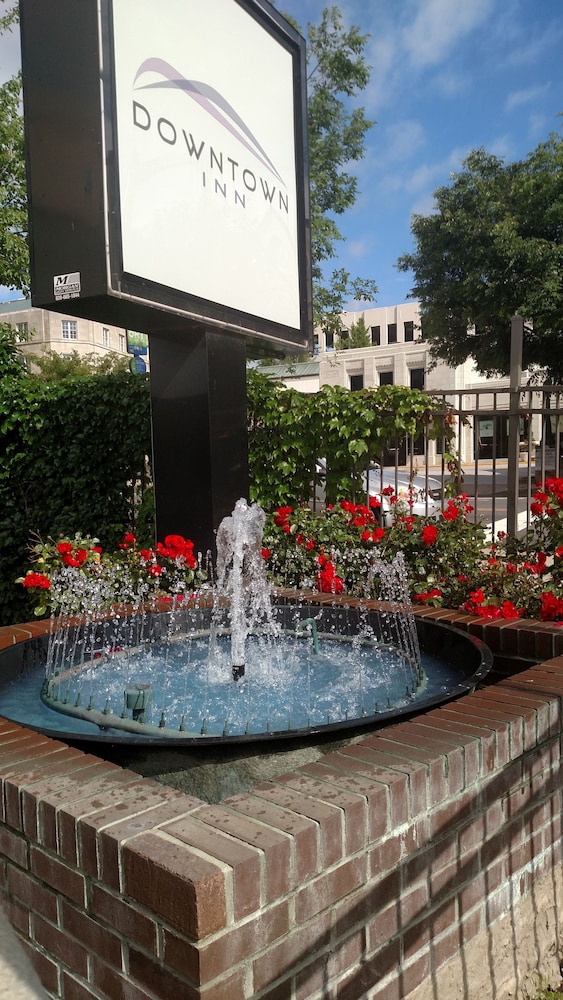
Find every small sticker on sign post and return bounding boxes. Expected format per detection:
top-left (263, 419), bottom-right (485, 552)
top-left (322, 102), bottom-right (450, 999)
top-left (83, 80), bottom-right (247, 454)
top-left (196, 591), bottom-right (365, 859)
top-left (53, 272), bottom-right (81, 300)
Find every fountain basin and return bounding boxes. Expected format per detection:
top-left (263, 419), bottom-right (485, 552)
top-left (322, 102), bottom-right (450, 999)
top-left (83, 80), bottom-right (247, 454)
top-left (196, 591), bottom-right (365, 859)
top-left (0, 602), bottom-right (492, 744)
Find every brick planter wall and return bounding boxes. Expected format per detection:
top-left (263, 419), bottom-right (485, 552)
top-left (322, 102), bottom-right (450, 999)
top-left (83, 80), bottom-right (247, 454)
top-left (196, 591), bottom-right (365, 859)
top-left (0, 609), bottom-right (562, 999)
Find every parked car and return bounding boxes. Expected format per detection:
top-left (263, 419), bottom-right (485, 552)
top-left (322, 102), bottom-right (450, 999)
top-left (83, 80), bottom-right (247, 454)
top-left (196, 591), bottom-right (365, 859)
top-left (312, 460), bottom-right (444, 524)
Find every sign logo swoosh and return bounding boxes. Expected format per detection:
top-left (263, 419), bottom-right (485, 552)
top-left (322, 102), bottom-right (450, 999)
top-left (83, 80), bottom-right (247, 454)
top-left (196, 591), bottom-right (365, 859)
top-left (134, 58), bottom-right (285, 185)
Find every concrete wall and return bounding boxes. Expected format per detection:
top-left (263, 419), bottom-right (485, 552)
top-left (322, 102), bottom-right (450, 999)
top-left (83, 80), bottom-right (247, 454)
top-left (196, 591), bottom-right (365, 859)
top-left (0, 610), bottom-right (562, 999)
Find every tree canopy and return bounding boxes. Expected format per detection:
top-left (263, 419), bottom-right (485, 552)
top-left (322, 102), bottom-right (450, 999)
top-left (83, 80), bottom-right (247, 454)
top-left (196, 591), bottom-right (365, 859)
top-left (29, 349), bottom-right (129, 380)
top-left (397, 127), bottom-right (563, 381)
top-left (0, 321), bottom-right (26, 377)
top-left (301, 6), bottom-right (377, 337)
top-left (0, 70), bottom-right (28, 293)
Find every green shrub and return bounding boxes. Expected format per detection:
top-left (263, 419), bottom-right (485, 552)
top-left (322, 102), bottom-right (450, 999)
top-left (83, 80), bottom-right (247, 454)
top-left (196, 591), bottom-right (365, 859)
top-left (0, 371), bottom-right (151, 625)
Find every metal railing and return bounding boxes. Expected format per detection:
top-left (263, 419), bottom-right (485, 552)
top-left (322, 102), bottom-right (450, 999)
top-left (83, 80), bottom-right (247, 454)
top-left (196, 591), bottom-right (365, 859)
top-left (377, 383), bottom-right (563, 539)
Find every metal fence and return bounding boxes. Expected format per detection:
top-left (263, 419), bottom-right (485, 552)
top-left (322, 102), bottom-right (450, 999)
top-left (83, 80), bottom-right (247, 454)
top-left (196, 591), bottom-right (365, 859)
top-left (387, 384), bottom-right (563, 539)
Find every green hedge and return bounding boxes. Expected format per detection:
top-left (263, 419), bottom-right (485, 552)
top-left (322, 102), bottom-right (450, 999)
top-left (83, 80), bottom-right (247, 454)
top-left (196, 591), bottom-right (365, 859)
top-left (0, 371), bottom-right (151, 625)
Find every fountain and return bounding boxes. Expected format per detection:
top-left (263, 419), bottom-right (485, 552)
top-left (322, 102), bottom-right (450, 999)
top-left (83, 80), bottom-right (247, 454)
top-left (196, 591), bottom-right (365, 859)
top-left (0, 501), bottom-right (492, 745)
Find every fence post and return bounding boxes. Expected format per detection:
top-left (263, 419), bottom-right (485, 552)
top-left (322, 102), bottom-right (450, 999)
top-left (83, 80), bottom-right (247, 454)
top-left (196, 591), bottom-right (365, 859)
top-left (506, 316), bottom-right (524, 536)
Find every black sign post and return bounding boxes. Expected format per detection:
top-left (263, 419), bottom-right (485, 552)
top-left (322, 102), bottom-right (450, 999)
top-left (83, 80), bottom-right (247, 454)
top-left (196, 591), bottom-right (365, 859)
top-left (148, 329), bottom-right (248, 555)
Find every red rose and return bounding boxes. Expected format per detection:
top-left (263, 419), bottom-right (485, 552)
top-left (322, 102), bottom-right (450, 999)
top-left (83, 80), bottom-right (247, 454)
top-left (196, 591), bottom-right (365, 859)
top-left (317, 561), bottom-right (344, 594)
top-left (274, 506), bottom-right (293, 526)
top-left (22, 572), bottom-right (51, 590)
top-left (422, 525), bottom-right (438, 546)
top-left (442, 503), bottom-right (459, 521)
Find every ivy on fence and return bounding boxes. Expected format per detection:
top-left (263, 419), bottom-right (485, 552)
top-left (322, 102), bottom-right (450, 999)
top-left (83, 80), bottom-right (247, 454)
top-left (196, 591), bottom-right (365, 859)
top-left (246, 369), bottom-right (454, 508)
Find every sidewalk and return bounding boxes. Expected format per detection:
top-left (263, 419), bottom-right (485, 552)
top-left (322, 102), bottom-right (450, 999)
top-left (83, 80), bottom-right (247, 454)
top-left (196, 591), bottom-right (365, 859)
top-left (0, 905), bottom-right (46, 998)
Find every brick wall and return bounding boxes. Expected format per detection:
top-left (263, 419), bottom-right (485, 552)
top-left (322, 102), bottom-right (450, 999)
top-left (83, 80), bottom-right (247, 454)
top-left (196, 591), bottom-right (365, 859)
top-left (0, 610), bottom-right (562, 999)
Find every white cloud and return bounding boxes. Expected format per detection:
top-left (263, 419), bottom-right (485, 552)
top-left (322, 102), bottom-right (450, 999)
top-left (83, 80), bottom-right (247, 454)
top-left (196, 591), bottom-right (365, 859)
top-left (347, 238), bottom-right (372, 260)
top-left (432, 70), bottom-right (469, 98)
top-left (402, 0), bottom-right (495, 70)
top-left (381, 120), bottom-right (427, 165)
top-left (505, 83), bottom-right (551, 113)
top-left (499, 19), bottom-right (563, 69)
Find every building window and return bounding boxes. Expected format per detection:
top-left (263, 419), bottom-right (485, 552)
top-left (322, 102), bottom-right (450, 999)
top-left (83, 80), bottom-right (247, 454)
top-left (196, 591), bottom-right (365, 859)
top-left (15, 322), bottom-right (29, 341)
top-left (119, 333), bottom-right (126, 352)
top-left (387, 323), bottom-right (397, 344)
top-left (370, 325), bottom-right (380, 346)
top-left (61, 320), bottom-right (77, 340)
top-left (350, 374), bottom-right (364, 391)
top-left (379, 371), bottom-right (393, 386)
top-left (410, 367), bottom-right (425, 390)
top-left (102, 327), bottom-right (110, 347)
top-left (325, 330), bottom-right (334, 350)
top-left (404, 321), bottom-right (414, 342)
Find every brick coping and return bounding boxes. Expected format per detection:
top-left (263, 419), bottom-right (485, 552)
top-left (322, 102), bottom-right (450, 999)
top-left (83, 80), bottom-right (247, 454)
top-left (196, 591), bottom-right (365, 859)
top-left (1, 605), bottom-right (563, 999)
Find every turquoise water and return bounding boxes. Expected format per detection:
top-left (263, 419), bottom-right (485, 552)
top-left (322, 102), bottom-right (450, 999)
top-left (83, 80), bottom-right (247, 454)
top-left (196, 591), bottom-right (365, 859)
top-left (0, 632), bottom-right (465, 742)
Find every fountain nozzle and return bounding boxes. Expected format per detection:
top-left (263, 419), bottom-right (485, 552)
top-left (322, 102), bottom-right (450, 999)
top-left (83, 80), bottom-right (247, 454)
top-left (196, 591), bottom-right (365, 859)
top-left (232, 664), bottom-right (245, 682)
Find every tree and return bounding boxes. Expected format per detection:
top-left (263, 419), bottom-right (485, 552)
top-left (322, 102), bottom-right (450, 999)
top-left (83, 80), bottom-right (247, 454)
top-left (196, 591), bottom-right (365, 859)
top-left (0, 1), bottom-right (18, 32)
top-left (0, 3), bottom-right (26, 290)
top-left (0, 70), bottom-right (28, 293)
top-left (397, 128), bottom-right (563, 381)
top-left (29, 349), bottom-right (129, 380)
top-left (337, 314), bottom-right (371, 350)
top-left (0, 321), bottom-right (26, 377)
top-left (280, 5), bottom-right (378, 340)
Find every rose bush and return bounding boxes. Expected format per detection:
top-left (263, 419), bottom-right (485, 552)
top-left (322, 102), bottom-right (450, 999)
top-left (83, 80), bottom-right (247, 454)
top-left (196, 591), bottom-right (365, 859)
top-left (17, 478), bottom-right (563, 624)
top-left (17, 531), bottom-right (206, 616)
top-left (263, 479), bottom-right (563, 623)
top-left (262, 494), bottom-right (486, 603)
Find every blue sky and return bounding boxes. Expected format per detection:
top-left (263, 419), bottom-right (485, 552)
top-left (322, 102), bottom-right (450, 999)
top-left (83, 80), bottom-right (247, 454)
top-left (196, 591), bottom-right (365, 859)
top-left (280, 0), bottom-right (563, 307)
top-left (1, 1), bottom-right (562, 307)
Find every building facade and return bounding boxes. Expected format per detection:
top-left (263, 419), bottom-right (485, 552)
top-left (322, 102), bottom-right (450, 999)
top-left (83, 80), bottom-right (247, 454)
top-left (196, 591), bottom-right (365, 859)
top-left (0, 298), bottom-right (131, 363)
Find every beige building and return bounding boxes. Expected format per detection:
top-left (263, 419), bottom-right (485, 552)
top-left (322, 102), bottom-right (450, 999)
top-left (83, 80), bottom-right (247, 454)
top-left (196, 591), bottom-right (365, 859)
top-left (316, 301), bottom-right (482, 395)
top-left (0, 297), bottom-right (132, 364)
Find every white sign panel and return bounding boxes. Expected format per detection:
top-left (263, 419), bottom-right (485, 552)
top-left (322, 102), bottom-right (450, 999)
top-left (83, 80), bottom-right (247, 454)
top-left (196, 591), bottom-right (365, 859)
top-left (111, 0), bottom-right (301, 330)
